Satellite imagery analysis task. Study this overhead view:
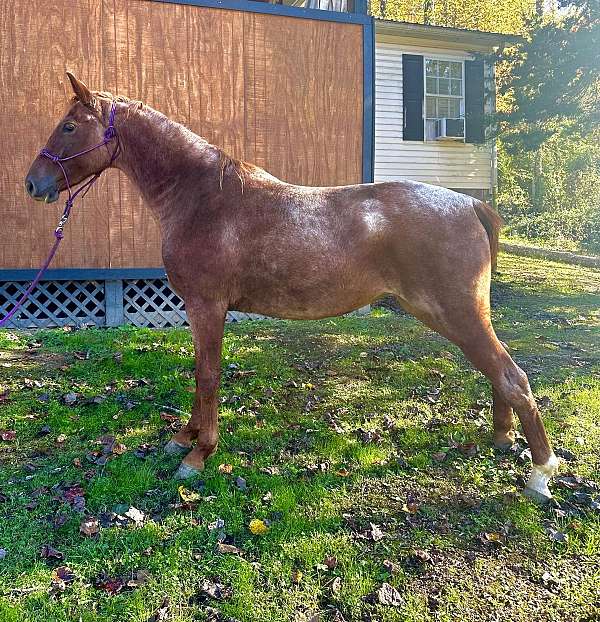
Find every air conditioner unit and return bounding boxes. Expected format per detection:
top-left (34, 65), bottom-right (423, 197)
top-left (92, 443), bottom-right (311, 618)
top-left (435, 118), bottom-right (464, 141)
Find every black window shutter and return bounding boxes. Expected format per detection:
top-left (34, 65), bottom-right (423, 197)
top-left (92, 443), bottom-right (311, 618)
top-left (465, 59), bottom-right (485, 144)
top-left (402, 54), bottom-right (424, 141)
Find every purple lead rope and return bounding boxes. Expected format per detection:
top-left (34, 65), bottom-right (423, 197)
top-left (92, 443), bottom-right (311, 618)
top-left (0, 101), bottom-right (120, 329)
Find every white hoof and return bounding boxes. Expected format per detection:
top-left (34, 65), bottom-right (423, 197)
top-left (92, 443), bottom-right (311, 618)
top-left (524, 454), bottom-right (560, 503)
top-left (174, 462), bottom-right (202, 480)
top-left (164, 440), bottom-right (190, 455)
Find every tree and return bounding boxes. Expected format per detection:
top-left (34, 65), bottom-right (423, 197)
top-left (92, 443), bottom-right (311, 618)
top-left (370, 0), bottom-right (535, 35)
top-left (496, 0), bottom-right (600, 153)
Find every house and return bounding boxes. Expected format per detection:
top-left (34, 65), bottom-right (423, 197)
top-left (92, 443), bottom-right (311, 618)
top-left (374, 19), bottom-right (517, 201)
top-left (0, 1), bottom-right (514, 329)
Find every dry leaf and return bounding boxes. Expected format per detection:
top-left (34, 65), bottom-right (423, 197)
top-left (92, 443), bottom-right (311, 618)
top-left (178, 485), bottom-right (201, 503)
top-left (376, 582), bottom-right (402, 607)
top-left (40, 544), bottom-right (64, 560)
top-left (218, 463), bottom-right (233, 474)
top-left (217, 543), bottom-right (241, 555)
top-left (0, 430), bottom-right (16, 442)
top-left (80, 517), bottom-right (100, 537)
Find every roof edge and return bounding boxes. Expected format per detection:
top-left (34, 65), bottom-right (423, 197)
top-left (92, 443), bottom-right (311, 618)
top-left (375, 19), bottom-right (522, 50)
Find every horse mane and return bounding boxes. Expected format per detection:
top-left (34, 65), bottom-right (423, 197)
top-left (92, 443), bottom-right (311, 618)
top-left (73, 90), bottom-right (252, 191)
top-left (218, 152), bottom-right (254, 192)
top-left (71, 91), bottom-right (144, 119)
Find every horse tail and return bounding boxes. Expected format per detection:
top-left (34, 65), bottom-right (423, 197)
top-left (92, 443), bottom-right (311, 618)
top-left (473, 200), bottom-right (503, 272)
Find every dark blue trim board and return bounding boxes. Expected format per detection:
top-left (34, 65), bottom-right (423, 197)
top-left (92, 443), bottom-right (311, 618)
top-left (155, 0), bottom-right (371, 23)
top-left (362, 16), bottom-right (375, 183)
top-left (0, 268), bottom-right (167, 282)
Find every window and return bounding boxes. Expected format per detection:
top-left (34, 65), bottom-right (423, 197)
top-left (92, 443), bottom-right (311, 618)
top-left (424, 59), bottom-right (464, 140)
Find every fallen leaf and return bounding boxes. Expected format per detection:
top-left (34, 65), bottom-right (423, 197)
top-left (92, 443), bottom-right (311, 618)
top-left (94, 573), bottom-right (124, 595)
top-left (217, 543), bottom-right (241, 555)
top-left (0, 430), bottom-right (16, 442)
top-left (40, 544), bottom-right (64, 560)
top-left (382, 559), bottom-right (398, 574)
top-left (112, 442), bottom-right (127, 455)
top-left (178, 485), bottom-right (201, 503)
top-left (159, 412), bottom-right (179, 423)
top-left (126, 569), bottom-right (150, 588)
top-left (56, 434), bottom-right (67, 444)
top-left (331, 576), bottom-right (342, 594)
top-left (63, 393), bottom-right (78, 406)
top-left (323, 555), bottom-right (338, 570)
top-left (80, 517), bottom-right (100, 537)
top-left (124, 506), bottom-right (145, 525)
top-left (376, 582), bottom-right (402, 607)
top-left (208, 518), bottom-right (225, 531)
top-left (145, 597), bottom-right (170, 622)
top-left (432, 451), bottom-right (447, 462)
top-left (401, 502), bottom-right (419, 514)
top-left (218, 463), bottom-right (233, 474)
top-left (53, 565), bottom-right (76, 585)
top-left (249, 519), bottom-right (269, 535)
top-left (291, 569), bottom-right (303, 584)
top-left (200, 579), bottom-right (232, 601)
top-left (369, 523), bottom-right (385, 542)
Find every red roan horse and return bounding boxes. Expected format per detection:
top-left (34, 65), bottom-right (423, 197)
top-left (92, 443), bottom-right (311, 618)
top-left (25, 73), bottom-right (559, 501)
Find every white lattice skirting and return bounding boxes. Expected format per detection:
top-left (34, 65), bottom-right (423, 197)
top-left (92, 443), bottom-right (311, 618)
top-left (0, 278), bottom-right (263, 329)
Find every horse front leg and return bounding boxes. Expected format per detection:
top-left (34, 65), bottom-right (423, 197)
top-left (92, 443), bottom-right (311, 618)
top-left (165, 300), bottom-right (226, 479)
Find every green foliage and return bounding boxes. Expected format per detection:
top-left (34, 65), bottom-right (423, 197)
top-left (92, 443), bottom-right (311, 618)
top-left (370, 0), bottom-right (535, 34)
top-left (498, 127), bottom-right (600, 250)
top-left (497, 1), bottom-right (600, 152)
top-left (496, 1), bottom-right (600, 249)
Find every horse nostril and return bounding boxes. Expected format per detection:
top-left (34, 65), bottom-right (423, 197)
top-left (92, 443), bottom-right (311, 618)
top-left (25, 178), bottom-right (36, 197)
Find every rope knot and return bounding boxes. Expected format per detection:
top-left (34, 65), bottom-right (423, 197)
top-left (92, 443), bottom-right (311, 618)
top-left (54, 228), bottom-right (64, 239)
top-left (104, 126), bottom-right (116, 140)
top-left (41, 149), bottom-right (60, 163)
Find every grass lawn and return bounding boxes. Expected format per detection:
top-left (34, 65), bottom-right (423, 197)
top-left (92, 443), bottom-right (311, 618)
top-left (0, 252), bottom-right (599, 622)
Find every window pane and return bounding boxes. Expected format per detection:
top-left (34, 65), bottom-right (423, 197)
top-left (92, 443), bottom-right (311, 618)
top-left (450, 79), bottom-right (462, 96)
top-left (426, 77), bottom-right (437, 94)
top-left (438, 98), bottom-right (450, 117)
top-left (438, 78), bottom-right (450, 95)
top-left (449, 99), bottom-right (461, 117)
top-left (426, 97), bottom-right (436, 117)
top-left (438, 61), bottom-right (450, 78)
top-left (425, 59), bottom-right (437, 76)
top-left (450, 62), bottom-right (462, 79)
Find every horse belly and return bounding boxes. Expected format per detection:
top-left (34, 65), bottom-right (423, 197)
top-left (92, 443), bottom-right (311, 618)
top-left (234, 257), bottom-right (386, 320)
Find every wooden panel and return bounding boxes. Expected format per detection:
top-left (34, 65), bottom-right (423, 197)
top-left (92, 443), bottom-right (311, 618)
top-left (0, 0), bottom-right (363, 269)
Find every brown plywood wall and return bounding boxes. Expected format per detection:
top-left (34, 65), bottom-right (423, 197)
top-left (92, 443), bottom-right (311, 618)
top-left (0, 0), bottom-right (364, 269)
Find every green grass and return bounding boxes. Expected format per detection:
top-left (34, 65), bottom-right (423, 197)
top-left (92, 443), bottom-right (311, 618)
top-left (0, 251), bottom-right (599, 622)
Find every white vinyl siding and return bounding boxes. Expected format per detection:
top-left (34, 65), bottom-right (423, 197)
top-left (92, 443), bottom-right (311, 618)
top-left (375, 37), bottom-right (493, 191)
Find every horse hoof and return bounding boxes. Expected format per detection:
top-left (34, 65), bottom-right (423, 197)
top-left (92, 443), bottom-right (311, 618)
top-left (164, 440), bottom-right (190, 455)
top-left (493, 432), bottom-right (515, 451)
top-left (174, 462), bottom-right (203, 480)
top-left (523, 486), bottom-right (552, 505)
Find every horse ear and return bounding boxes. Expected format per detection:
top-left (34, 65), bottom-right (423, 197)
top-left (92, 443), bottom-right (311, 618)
top-left (66, 71), bottom-right (93, 105)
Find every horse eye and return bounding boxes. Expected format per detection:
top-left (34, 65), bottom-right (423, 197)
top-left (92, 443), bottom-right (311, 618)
top-left (63, 122), bottom-right (76, 133)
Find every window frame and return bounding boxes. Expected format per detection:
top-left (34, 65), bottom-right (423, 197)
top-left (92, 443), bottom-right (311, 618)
top-left (423, 57), bottom-right (466, 142)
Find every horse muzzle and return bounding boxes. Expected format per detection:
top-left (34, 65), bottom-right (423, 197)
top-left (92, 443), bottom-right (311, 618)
top-left (25, 174), bottom-right (60, 204)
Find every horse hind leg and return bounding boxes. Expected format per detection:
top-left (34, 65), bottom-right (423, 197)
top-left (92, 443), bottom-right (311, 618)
top-left (458, 328), bottom-right (559, 502)
top-left (492, 386), bottom-right (516, 450)
top-left (395, 294), bottom-right (558, 502)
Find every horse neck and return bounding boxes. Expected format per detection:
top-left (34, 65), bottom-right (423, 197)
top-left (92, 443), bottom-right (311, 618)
top-left (108, 101), bottom-right (218, 220)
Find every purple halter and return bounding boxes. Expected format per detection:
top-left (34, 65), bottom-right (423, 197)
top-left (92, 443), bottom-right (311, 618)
top-left (0, 101), bottom-right (120, 328)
